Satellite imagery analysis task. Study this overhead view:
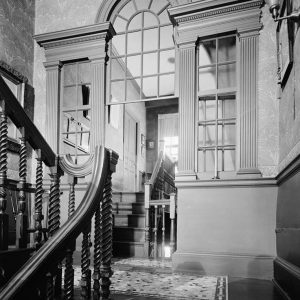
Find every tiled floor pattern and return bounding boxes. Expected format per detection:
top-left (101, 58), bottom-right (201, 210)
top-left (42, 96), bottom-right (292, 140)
top-left (72, 258), bottom-right (227, 300)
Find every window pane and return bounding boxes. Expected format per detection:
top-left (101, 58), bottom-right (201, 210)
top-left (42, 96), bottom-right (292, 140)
top-left (199, 67), bottom-right (216, 91)
top-left (199, 40), bottom-right (216, 66)
top-left (127, 31), bottom-right (141, 54)
top-left (160, 50), bottom-right (175, 73)
top-left (63, 112), bottom-right (77, 133)
top-left (78, 62), bottom-right (91, 84)
top-left (63, 135), bottom-right (76, 154)
top-left (78, 84), bottom-right (90, 107)
top-left (217, 125), bottom-right (223, 144)
top-left (143, 53), bottom-right (158, 75)
top-left (119, 1), bottom-right (136, 19)
top-left (199, 101), bottom-right (205, 121)
top-left (128, 13), bottom-right (142, 31)
top-left (197, 151), bottom-right (204, 172)
top-left (77, 131), bottom-right (90, 151)
top-left (142, 76), bottom-right (157, 98)
top-left (127, 78), bottom-right (141, 101)
top-left (218, 63), bottom-right (236, 89)
top-left (144, 11), bottom-right (158, 28)
top-left (223, 98), bottom-right (236, 119)
top-left (127, 55), bottom-right (141, 78)
top-left (64, 64), bottom-right (77, 85)
top-left (223, 124), bottom-right (236, 145)
top-left (63, 86), bottom-right (77, 108)
top-left (113, 16), bottom-right (127, 33)
top-left (198, 125), bottom-right (204, 146)
top-left (218, 36), bottom-right (236, 63)
top-left (112, 34), bottom-right (125, 55)
top-left (159, 74), bottom-right (174, 96)
top-left (158, 9), bottom-right (170, 24)
top-left (205, 150), bottom-right (215, 171)
top-left (205, 125), bottom-right (215, 146)
top-left (111, 81), bottom-right (125, 102)
top-left (205, 99), bottom-right (215, 120)
top-left (224, 150), bottom-right (235, 171)
top-left (111, 58), bottom-right (125, 80)
top-left (151, 0), bottom-right (168, 14)
top-left (143, 28), bottom-right (158, 51)
top-left (136, 0), bottom-right (150, 10)
top-left (160, 25), bottom-right (173, 49)
top-left (218, 150), bottom-right (223, 171)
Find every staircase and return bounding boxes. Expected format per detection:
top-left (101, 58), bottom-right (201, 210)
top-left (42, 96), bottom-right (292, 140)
top-left (112, 192), bottom-right (146, 258)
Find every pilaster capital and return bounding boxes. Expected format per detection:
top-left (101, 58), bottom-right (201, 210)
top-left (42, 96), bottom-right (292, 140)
top-left (43, 60), bottom-right (63, 71)
top-left (238, 27), bottom-right (261, 39)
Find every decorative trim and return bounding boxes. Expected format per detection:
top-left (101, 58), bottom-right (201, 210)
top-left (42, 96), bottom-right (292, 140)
top-left (0, 60), bottom-right (28, 83)
top-left (169, 0), bottom-right (263, 24)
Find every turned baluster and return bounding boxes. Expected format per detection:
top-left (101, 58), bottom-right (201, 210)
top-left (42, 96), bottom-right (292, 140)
top-left (93, 202), bottom-right (101, 300)
top-left (16, 127), bottom-right (28, 248)
top-left (153, 205), bottom-right (158, 259)
top-left (162, 205), bottom-right (165, 258)
top-left (48, 158), bottom-right (62, 297)
top-left (64, 175), bottom-right (77, 300)
top-left (144, 183), bottom-right (151, 257)
top-left (170, 193), bottom-right (176, 255)
top-left (81, 221), bottom-right (91, 300)
top-left (99, 150), bottom-right (118, 300)
top-left (0, 100), bottom-right (8, 250)
top-left (34, 149), bottom-right (44, 249)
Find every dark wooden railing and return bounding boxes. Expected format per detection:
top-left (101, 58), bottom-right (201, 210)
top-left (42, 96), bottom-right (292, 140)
top-left (0, 75), bottom-right (118, 299)
top-left (144, 151), bottom-right (177, 258)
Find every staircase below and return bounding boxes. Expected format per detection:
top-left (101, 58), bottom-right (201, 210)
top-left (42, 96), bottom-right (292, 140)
top-left (112, 192), bottom-right (146, 258)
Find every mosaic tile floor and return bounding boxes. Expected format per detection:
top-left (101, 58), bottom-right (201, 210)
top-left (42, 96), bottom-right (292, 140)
top-left (72, 258), bottom-right (227, 300)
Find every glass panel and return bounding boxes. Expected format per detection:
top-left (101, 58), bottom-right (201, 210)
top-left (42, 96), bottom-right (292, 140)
top-left (205, 150), bottom-right (215, 171)
top-left (197, 151), bottom-right (204, 172)
top-left (78, 85), bottom-right (90, 107)
top-left (217, 125), bottom-right (223, 144)
top-left (136, 0), bottom-right (150, 10)
top-left (127, 31), bottom-right (142, 54)
top-left (223, 124), bottom-right (236, 145)
top-left (160, 26), bottom-right (173, 49)
top-left (128, 13), bottom-right (142, 31)
top-left (142, 76), bottom-right (157, 98)
top-left (111, 80), bottom-right (125, 102)
top-left (143, 11), bottom-right (158, 28)
top-left (111, 58), bottom-right (125, 80)
top-left (63, 112), bottom-right (77, 133)
top-left (63, 135), bottom-right (76, 154)
top-left (159, 74), bottom-right (174, 96)
top-left (143, 28), bottom-right (158, 51)
top-left (199, 67), bottom-right (216, 91)
top-left (77, 131), bottom-right (90, 151)
top-left (224, 150), bottom-right (235, 171)
top-left (218, 36), bottom-right (236, 63)
top-left (199, 101), bottom-right (205, 121)
top-left (160, 50), bottom-right (175, 73)
top-left (218, 150), bottom-right (223, 171)
top-left (127, 55), bottom-right (141, 78)
top-left (119, 1), bottom-right (136, 19)
top-left (205, 125), bottom-right (215, 146)
top-left (205, 99), bottom-right (215, 120)
top-left (113, 16), bottom-right (127, 33)
top-left (198, 125), bottom-right (204, 146)
top-left (199, 40), bottom-right (216, 66)
top-left (151, 0), bottom-right (168, 14)
top-left (127, 78), bottom-right (141, 101)
top-left (143, 53), bottom-right (158, 75)
top-left (218, 63), bottom-right (236, 89)
top-left (158, 9), bottom-right (170, 24)
top-left (63, 86), bottom-right (77, 108)
top-left (112, 34), bottom-right (125, 56)
top-left (217, 100), bottom-right (223, 119)
top-left (223, 98), bottom-right (236, 119)
top-left (78, 62), bottom-right (91, 83)
top-left (64, 64), bottom-right (77, 85)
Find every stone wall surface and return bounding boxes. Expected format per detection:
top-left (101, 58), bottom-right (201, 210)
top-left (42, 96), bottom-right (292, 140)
top-left (0, 0), bottom-right (35, 84)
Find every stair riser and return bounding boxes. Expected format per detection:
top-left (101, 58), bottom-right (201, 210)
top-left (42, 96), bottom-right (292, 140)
top-left (113, 229), bottom-right (145, 242)
top-left (114, 215), bottom-right (145, 227)
top-left (113, 242), bottom-right (145, 258)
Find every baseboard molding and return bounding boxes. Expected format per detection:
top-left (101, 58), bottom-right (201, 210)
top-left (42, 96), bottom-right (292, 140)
top-left (274, 257), bottom-right (300, 300)
top-left (172, 251), bottom-right (274, 279)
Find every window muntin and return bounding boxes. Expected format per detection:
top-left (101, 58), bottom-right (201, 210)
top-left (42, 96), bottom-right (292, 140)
top-left (197, 35), bottom-right (236, 177)
top-left (61, 61), bottom-right (91, 164)
top-left (110, 0), bottom-right (175, 103)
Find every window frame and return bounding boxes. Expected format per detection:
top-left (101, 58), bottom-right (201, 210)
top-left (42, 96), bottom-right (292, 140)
top-left (196, 34), bottom-right (237, 179)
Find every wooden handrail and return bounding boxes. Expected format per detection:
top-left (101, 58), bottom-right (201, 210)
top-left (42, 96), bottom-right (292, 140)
top-left (0, 146), bottom-right (109, 300)
top-left (0, 75), bottom-right (55, 167)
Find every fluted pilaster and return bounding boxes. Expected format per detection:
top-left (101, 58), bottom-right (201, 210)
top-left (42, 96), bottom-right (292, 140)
top-left (44, 61), bottom-right (62, 153)
top-left (177, 43), bottom-right (196, 178)
top-left (237, 30), bottom-right (261, 176)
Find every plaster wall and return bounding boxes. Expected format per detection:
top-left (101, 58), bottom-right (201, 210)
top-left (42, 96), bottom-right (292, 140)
top-left (0, 0), bottom-right (35, 84)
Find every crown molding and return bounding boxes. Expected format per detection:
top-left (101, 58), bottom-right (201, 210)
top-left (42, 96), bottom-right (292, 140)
top-left (169, 0), bottom-right (263, 24)
top-left (34, 22), bottom-right (116, 50)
